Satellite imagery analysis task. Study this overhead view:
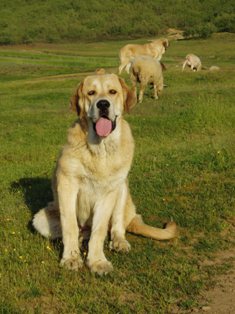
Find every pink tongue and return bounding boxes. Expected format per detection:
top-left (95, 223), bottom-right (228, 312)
top-left (95, 117), bottom-right (112, 137)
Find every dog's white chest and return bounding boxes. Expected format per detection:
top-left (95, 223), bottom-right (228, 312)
top-left (76, 153), bottom-right (127, 227)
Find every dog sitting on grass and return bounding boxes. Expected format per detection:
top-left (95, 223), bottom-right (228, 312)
top-left (33, 71), bottom-right (176, 275)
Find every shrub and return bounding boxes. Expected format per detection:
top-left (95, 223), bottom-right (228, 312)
top-left (0, 0), bottom-right (234, 44)
top-left (215, 13), bottom-right (235, 32)
top-left (184, 23), bottom-right (217, 39)
top-left (197, 23), bottom-right (217, 39)
top-left (0, 31), bottom-right (15, 45)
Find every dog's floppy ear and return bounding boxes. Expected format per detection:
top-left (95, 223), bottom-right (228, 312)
top-left (119, 78), bottom-right (137, 113)
top-left (162, 39), bottom-right (169, 49)
top-left (69, 82), bottom-right (85, 117)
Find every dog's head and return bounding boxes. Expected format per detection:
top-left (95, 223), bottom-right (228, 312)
top-left (151, 38), bottom-right (169, 50)
top-left (162, 38), bottom-right (169, 49)
top-left (70, 73), bottom-right (136, 138)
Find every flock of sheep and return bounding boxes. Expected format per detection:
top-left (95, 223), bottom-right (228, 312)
top-left (117, 38), bottom-right (220, 103)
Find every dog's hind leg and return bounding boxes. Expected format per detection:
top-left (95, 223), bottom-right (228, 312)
top-left (119, 61), bottom-right (128, 75)
top-left (33, 202), bottom-right (62, 239)
top-left (109, 185), bottom-right (131, 253)
top-left (153, 83), bottom-right (159, 100)
top-left (125, 62), bottom-right (132, 74)
top-left (182, 60), bottom-right (187, 71)
top-left (138, 80), bottom-right (146, 103)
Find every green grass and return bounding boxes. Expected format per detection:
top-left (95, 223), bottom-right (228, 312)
top-left (0, 34), bottom-right (235, 313)
top-left (0, 0), bottom-right (234, 44)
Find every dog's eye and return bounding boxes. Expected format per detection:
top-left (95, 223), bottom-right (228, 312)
top-left (88, 90), bottom-right (96, 96)
top-left (109, 89), bottom-right (117, 95)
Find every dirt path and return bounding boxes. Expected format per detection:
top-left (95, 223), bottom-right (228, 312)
top-left (192, 248), bottom-right (235, 314)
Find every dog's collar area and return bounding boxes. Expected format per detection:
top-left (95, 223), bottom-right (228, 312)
top-left (93, 115), bottom-right (117, 138)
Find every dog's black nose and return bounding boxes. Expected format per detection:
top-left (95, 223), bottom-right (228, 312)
top-left (97, 99), bottom-right (110, 110)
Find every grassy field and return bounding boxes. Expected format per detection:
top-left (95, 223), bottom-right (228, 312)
top-left (0, 33), bottom-right (235, 313)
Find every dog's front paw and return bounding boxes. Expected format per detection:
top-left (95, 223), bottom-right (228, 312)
top-left (109, 238), bottom-right (131, 252)
top-left (60, 256), bottom-right (83, 271)
top-left (88, 259), bottom-right (113, 275)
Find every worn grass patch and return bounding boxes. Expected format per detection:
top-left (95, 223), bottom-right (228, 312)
top-left (0, 34), bottom-right (235, 313)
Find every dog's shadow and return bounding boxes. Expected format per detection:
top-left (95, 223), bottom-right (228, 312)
top-left (11, 177), bottom-right (53, 231)
top-left (11, 177), bottom-right (88, 255)
top-left (11, 177), bottom-right (52, 214)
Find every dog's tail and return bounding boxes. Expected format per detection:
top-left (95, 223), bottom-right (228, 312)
top-left (32, 202), bottom-right (62, 239)
top-left (126, 215), bottom-right (177, 240)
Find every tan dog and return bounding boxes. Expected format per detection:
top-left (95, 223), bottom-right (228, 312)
top-left (130, 56), bottom-right (164, 103)
top-left (119, 38), bottom-right (169, 74)
top-left (182, 54), bottom-right (202, 72)
top-left (33, 73), bottom-right (177, 275)
top-left (209, 65), bottom-right (220, 72)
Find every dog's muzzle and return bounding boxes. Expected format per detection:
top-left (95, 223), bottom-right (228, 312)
top-left (93, 99), bottom-right (117, 138)
top-left (97, 99), bottom-right (110, 117)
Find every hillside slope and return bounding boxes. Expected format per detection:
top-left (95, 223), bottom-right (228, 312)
top-left (0, 0), bottom-right (234, 44)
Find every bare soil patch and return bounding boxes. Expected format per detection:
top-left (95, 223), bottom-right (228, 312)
top-left (194, 248), bottom-right (235, 313)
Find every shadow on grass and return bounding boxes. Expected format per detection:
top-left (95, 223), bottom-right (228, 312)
top-left (11, 177), bottom-right (90, 257)
top-left (11, 177), bottom-right (64, 255)
top-left (11, 177), bottom-right (53, 214)
top-left (11, 177), bottom-right (53, 231)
